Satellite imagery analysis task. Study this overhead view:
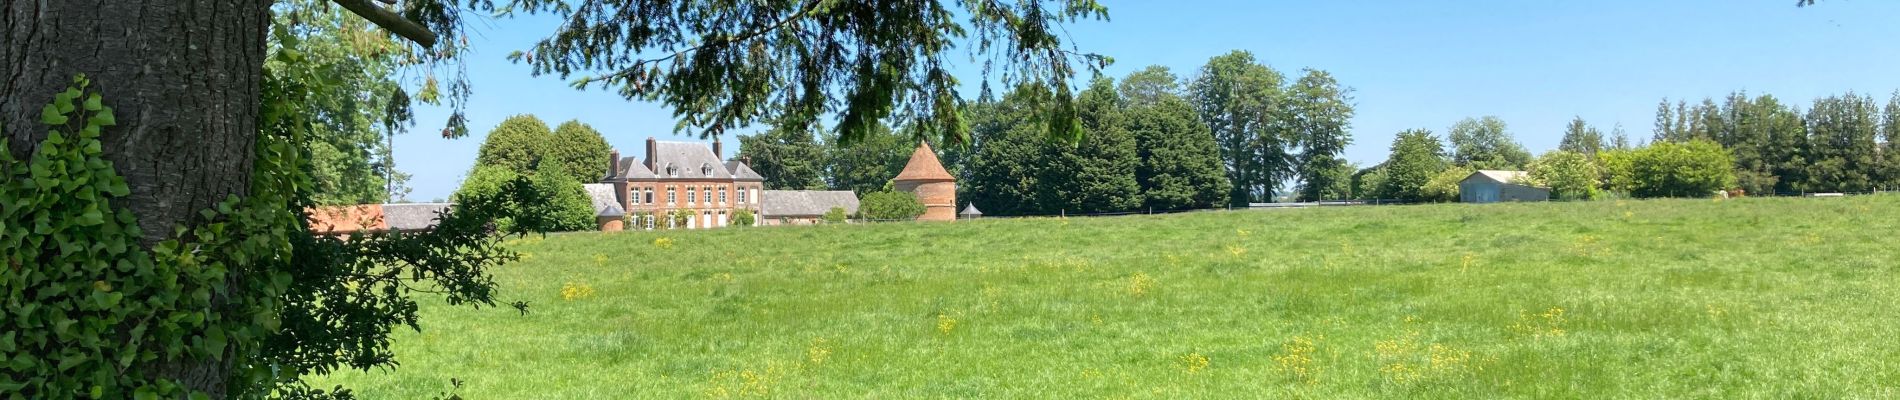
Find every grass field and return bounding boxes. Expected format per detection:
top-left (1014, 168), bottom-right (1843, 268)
top-left (316, 195), bottom-right (1900, 398)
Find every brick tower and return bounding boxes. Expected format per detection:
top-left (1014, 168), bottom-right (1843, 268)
top-left (892, 141), bottom-right (957, 221)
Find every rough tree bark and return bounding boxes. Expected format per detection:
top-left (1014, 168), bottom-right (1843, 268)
top-left (2, 0), bottom-right (271, 396)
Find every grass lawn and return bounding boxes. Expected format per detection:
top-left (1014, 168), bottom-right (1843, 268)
top-left (316, 195), bottom-right (1900, 398)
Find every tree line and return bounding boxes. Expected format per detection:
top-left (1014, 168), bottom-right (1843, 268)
top-left (740, 50), bottom-right (1357, 216)
top-left (1650, 92), bottom-right (1900, 195)
top-left (1358, 90), bottom-right (1900, 204)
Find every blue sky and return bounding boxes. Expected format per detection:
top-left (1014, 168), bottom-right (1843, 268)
top-left (395, 0), bottom-right (1900, 201)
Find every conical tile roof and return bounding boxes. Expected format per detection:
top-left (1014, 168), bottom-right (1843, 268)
top-left (893, 141), bottom-right (955, 182)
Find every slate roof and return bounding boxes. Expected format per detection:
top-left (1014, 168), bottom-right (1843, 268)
top-left (614, 157), bottom-right (657, 180)
top-left (726, 160), bottom-right (764, 181)
top-left (1466, 170), bottom-right (1532, 185)
top-left (383, 203), bottom-right (452, 231)
top-left (893, 141), bottom-right (955, 182)
top-left (582, 184), bottom-right (626, 217)
top-left (761, 190), bottom-right (860, 217)
top-left (650, 141), bottom-right (732, 179)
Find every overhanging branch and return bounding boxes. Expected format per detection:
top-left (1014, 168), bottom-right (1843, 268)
top-left (331, 0), bottom-right (438, 49)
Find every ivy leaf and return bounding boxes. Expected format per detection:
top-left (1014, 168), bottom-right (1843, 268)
top-left (57, 352), bottom-right (86, 371)
top-left (203, 328), bottom-right (227, 359)
top-left (84, 93), bottom-right (103, 111)
top-left (55, 87), bottom-right (80, 113)
top-left (78, 206), bottom-right (105, 226)
top-left (90, 107), bottom-right (117, 127)
top-left (41, 104), bottom-right (69, 125)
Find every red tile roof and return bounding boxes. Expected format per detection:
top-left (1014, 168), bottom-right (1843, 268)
top-left (307, 204), bottom-right (386, 234)
top-left (892, 141), bottom-right (955, 182)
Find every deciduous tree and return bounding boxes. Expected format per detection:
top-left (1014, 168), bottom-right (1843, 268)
top-left (823, 124), bottom-right (911, 195)
top-left (271, 2), bottom-right (417, 205)
top-left (1189, 52), bottom-right (1290, 205)
top-left (1447, 116), bottom-right (1531, 170)
top-left (738, 124), bottom-right (828, 190)
top-left (1380, 129), bottom-right (1449, 202)
top-left (475, 115), bottom-right (555, 176)
top-left (1289, 69), bottom-right (1355, 201)
top-left (547, 120), bottom-right (613, 184)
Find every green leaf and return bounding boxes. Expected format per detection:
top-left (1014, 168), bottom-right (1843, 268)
top-left (84, 93), bottom-right (103, 111)
top-left (55, 88), bottom-right (80, 113)
top-left (40, 104), bottom-right (69, 125)
top-left (91, 107), bottom-right (116, 127)
top-left (57, 352), bottom-right (86, 371)
top-left (204, 327), bottom-right (227, 358)
top-left (78, 206), bottom-right (104, 226)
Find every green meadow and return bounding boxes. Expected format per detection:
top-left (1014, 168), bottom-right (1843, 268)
top-left (317, 195), bottom-right (1900, 398)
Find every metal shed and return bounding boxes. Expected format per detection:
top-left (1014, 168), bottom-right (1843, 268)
top-left (1459, 170), bottom-right (1549, 203)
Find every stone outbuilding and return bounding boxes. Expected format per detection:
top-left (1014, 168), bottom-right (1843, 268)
top-left (892, 141), bottom-right (957, 221)
top-left (1459, 170), bottom-right (1550, 203)
top-left (760, 190), bottom-right (860, 225)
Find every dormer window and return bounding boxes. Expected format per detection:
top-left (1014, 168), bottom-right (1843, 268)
top-left (701, 163), bottom-right (713, 176)
top-left (665, 163), bottom-right (678, 177)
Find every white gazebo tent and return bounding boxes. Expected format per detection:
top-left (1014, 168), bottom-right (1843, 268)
top-left (959, 203), bottom-right (983, 220)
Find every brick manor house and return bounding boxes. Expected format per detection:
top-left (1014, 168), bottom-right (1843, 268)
top-left (595, 137), bottom-right (765, 229)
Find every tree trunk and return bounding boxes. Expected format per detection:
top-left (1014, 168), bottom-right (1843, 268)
top-left (2, 0), bottom-right (270, 396)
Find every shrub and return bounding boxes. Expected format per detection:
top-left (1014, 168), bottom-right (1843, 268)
top-left (732, 209), bottom-right (757, 227)
top-left (1613, 140), bottom-right (1737, 198)
top-left (1353, 167), bottom-right (1389, 200)
top-left (1421, 166), bottom-right (1473, 203)
top-left (1599, 149), bottom-right (1637, 196)
top-left (671, 209), bottom-right (696, 229)
top-left (859, 191), bottom-right (926, 221)
top-left (454, 163), bottom-right (594, 232)
top-left (823, 207), bottom-right (849, 224)
top-left (526, 162), bottom-right (597, 232)
top-left (1527, 150), bottom-right (1603, 201)
top-left (455, 165), bottom-right (526, 229)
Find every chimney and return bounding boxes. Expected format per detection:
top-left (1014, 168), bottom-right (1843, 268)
top-left (712, 137), bottom-right (724, 161)
top-left (606, 149), bottom-right (620, 181)
top-left (645, 137), bottom-right (658, 171)
top-left (740, 155), bottom-right (752, 167)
